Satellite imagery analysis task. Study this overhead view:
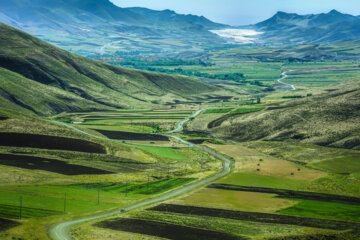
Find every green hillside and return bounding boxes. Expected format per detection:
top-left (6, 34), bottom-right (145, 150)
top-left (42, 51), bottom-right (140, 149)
top-left (0, 23), bottom-right (216, 115)
top-left (210, 82), bottom-right (360, 150)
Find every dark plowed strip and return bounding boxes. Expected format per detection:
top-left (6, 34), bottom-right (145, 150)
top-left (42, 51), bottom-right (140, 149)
top-left (0, 218), bottom-right (20, 231)
top-left (0, 132), bottom-right (106, 153)
top-left (0, 153), bottom-right (113, 175)
top-left (188, 139), bottom-right (209, 144)
top-left (150, 204), bottom-right (360, 231)
top-left (208, 184), bottom-right (360, 205)
top-left (95, 218), bottom-right (245, 240)
top-left (93, 129), bottom-right (169, 141)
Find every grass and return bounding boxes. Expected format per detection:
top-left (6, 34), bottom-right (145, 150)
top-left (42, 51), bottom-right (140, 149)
top-left (69, 178), bottom-right (196, 195)
top-left (218, 173), bottom-right (307, 190)
top-left (0, 188), bottom-right (121, 217)
top-left (232, 107), bottom-right (265, 114)
top-left (83, 210), bottom-right (324, 240)
top-left (204, 108), bottom-right (233, 114)
top-left (175, 188), bottom-right (296, 213)
top-left (132, 145), bottom-right (187, 160)
top-left (278, 199), bottom-right (360, 222)
top-left (0, 204), bottom-right (63, 219)
top-left (312, 156), bottom-right (360, 174)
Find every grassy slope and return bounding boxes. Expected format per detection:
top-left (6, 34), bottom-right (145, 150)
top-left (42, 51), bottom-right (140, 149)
top-left (0, 23), bottom-right (216, 115)
top-left (211, 82), bottom-right (360, 150)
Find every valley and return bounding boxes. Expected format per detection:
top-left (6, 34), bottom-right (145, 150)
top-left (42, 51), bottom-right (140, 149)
top-left (0, 1), bottom-right (359, 240)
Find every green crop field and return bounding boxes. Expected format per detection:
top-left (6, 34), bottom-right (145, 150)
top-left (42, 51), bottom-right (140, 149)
top-left (232, 107), bottom-right (265, 114)
top-left (218, 173), bottom-right (307, 190)
top-left (132, 145), bottom-right (187, 160)
top-left (278, 199), bottom-right (360, 222)
top-left (69, 178), bottom-right (196, 195)
top-left (204, 108), bottom-right (234, 114)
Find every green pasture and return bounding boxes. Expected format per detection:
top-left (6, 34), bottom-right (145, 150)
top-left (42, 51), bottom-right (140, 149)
top-left (70, 178), bottom-right (196, 195)
top-left (218, 173), bottom-right (306, 190)
top-left (278, 199), bottom-right (360, 222)
top-left (133, 145), bottom-right (187, 160)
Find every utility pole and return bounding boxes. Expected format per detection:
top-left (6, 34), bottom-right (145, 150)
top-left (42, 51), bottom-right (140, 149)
top-left (19, 196), bottom-right (22, 220)
top-left (64, 193), bottom-right (67, 213)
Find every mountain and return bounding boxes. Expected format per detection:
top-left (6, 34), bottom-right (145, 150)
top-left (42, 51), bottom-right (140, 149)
top-left (209, 82), bottom-right (360, 150)
top-left (127, 7), bottom-right (227, 29)
top-left (253, 10), bottom-right (360, 44)
top-left (0, 23), bottom-right (217, 115)
top-left (0, 0), bottom-right (226, 56)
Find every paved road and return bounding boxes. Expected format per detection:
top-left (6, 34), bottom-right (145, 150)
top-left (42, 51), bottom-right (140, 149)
top-left (166, 108), bottom-right (207, 134)
top-left (277, 70), bottom-right (296, 91)
top-left (49, 109), bottom-right (231, 240)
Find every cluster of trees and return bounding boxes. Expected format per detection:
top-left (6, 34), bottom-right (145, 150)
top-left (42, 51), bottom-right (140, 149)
top-left (139, 67), bottom-right (246, 82)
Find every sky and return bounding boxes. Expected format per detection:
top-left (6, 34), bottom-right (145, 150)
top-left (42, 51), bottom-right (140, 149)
top-left (111, 0), bottom-right (360, 25)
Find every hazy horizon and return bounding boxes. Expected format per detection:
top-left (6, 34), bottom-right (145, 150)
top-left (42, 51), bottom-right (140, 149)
top-left (111, 0), bottom-right (360, 25)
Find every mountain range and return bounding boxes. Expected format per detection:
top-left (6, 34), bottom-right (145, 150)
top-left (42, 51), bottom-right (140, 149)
top-left (0, 0), bottom-right (226, 56)
top-left (1, 1), bottom-right (360, 55)
top-left (252, 10), bottom-right (360, 44)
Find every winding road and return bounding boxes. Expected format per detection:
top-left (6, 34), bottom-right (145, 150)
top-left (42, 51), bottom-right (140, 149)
top-left (277, 70), bottom-right (296, 91)
top-left (50, 109), bottom-right (232, 240)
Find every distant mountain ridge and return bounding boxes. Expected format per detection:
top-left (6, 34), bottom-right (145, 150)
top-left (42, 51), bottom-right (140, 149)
top-left (127, 7), bottom-right (227, 29)
top-left (0, 0), bottom-right (226, 55)
top-left (253, 10), bottom-right (360, 44)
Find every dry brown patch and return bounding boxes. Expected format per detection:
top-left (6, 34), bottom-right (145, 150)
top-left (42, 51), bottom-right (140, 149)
top-left (205, 143), bottom-right (325, 181)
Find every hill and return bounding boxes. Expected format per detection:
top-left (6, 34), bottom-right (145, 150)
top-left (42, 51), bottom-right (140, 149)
top-left (209, 82), bottom-right (360, 150)
top-left (0, 0), bottom-right (226, 55)
top-left (0, 23), bottom-right (217, 115)
top-left (252, 10), bottom-right (360, 44)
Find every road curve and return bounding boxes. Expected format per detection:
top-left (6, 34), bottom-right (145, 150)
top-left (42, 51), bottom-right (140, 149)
top-left (277, 70), bottom-right (296, 91)
top-left (166, 108), bottom-right (207, 134)
top-left (49, 109), bottom-right (231, 240)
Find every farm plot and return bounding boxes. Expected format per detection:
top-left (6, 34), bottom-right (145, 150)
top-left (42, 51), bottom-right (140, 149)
top-left (278, 199), bottom-right (360, 223)
top-left (0, 153), bottom-right (113, 175)
top-left (95, 218), bottom-right (242, 240)
top-left (0, 132), bottom-right (106, 154)
top-left (150, 204), bottom-right (360, 232)
top-left (283, 62), bottom-right (360, 87)
top-left (208, 184), bottom-right (360, 205)
top-left (0, 204), bottom-right (62, 219)
top-left (0, 218), bottom-right (20, 231)
top-left (203, 108), bottom-right (234, 114)
top-left (0, 187), bottom-right (121, 218)
top-left (69, 178), bottom-right (196, 195)
top-left (92, 129), bottom-right (169, 141)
